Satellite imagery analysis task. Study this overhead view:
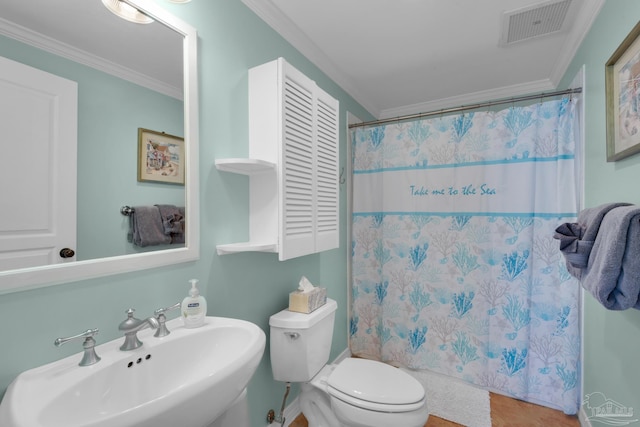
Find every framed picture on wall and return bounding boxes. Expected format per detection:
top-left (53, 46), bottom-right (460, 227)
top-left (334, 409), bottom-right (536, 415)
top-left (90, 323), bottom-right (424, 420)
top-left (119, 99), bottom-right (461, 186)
top-left (605, 21), bottom-right (640, 162)
top-left (137, 128), bottom-right (185, 185)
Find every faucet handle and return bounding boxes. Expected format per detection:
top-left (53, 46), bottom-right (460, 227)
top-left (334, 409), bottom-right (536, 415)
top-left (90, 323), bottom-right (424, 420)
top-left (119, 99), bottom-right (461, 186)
top-left (154, 302), bottom-right (180, 317)
top-left (119, 308), bottom-right (140, 331)
top-left (54, 328), bottom-right (101, 366)
top-left (54, 328), bottom-right (99, 347)
top-left (154, 302), bottom-right (180, 338)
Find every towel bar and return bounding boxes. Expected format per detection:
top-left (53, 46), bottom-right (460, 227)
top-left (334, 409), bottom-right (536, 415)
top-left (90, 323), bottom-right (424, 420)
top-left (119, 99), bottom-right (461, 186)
top-left (121, 206), bottom-right (135, 216)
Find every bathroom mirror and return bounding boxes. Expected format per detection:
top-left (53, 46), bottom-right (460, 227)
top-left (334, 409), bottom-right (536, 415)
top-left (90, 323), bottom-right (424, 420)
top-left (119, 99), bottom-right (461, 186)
top-left (0, 0), bottom-right (199, 293)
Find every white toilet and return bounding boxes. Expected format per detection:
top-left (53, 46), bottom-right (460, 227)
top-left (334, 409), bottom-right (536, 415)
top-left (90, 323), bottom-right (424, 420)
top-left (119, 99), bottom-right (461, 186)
top-left (269, 298), bottom-right (429, 427)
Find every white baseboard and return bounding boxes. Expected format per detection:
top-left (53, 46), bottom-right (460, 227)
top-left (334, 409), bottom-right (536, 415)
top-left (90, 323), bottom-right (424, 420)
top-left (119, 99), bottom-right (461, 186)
top-left (267, 348), bottom-right (351, 426)
top-left (282, 398), bottom-right (301, 427)
top-left (266, 397), bottom-right (299, 427)
top-left (578, 407), bottom-right (592, 427)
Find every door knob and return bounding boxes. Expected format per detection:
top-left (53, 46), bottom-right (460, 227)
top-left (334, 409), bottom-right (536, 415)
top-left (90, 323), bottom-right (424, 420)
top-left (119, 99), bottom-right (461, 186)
top-left (60, 248), bottom-right (75, 258)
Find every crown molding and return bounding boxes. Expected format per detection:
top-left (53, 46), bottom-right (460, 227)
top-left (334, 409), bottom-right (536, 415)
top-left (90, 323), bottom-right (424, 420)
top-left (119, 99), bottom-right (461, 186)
top-left (242, 0), bottom-right (603, 120)
top-left (549, 0), bottom-right (606, 86)
top-left (379, 79), bottom-right (556, 119)
top-left (387, 0), bottom-right (603, 119)
top-left (241, 0), bottom-right (381, 117)
top-left (0, 17), bottom-right (182, 100)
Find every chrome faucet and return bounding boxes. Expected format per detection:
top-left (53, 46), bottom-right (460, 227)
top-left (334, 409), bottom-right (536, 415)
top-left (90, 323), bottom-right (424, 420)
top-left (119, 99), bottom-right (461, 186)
top-left (154, 302), bottom-right (181, 338)
top-left (54, 328), bottom-right (101, 366)
top-left (118, 308), bottom-right (160, 351)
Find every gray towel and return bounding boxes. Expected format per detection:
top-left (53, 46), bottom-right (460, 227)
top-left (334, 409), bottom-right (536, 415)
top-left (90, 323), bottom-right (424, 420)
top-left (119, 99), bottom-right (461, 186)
top-left (172, 206), bottom-right (186, 244)
top-left (554, 222), bottom-right (588, 269)
top-left (128, 206), bottom-right (172, 247)
top-left (554, 202), bottom-right (631, 279)
top-left (155, 204), bottom-right (185, 244)
top-left (580, 205), bottom-right (640, 310)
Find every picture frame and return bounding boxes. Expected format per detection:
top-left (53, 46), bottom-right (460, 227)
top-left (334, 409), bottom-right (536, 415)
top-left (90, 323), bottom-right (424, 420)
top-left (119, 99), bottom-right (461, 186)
top-left (137, 128), bottom-right (185, 185)
top-left (605, 21), bottom-right (640, 162)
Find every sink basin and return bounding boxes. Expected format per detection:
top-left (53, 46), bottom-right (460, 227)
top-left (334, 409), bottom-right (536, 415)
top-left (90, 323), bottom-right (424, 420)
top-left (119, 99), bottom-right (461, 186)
top-left (0, 316), bottom-right (265, 427)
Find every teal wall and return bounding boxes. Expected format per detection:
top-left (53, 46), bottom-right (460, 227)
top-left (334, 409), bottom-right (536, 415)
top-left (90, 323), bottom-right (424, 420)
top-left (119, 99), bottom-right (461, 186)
top-left (0, 35), bottom-right (185, 260)
top-left (560, 0), bottom-right (640, 418)
top-left (19, 0), bottom-right (640, 424)
top-left (0, 2), bottom-right (372, 427)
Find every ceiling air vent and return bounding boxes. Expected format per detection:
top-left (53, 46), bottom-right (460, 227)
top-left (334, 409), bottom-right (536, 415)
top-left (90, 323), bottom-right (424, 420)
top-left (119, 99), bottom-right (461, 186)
top-left (501, 0), bottom-right (573, 45)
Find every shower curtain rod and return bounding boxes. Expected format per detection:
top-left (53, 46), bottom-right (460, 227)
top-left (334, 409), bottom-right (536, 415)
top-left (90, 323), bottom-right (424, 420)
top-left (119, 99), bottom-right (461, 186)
top-left (348, 87), bottom-right (582, 129)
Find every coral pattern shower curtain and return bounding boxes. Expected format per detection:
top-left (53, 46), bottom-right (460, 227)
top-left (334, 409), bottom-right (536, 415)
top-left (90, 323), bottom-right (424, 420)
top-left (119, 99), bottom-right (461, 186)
top-left (350, 98), bottom-right (581, 413)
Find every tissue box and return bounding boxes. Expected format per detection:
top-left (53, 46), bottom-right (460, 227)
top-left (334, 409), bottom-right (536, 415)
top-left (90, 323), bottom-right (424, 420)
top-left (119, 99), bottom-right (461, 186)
top-left (289, 287), bottom-right (327, 313)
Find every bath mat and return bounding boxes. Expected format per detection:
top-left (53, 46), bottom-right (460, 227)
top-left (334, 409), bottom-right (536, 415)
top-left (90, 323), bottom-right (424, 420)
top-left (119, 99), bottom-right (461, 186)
top-left (402, 368), bottom-right (492, 427)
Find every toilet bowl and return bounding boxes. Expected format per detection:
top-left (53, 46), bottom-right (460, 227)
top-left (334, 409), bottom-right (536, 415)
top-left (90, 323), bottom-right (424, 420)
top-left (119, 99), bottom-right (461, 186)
top-left (303, 359), bottom-right (428, 427)
top-left (269, 299), bottom-right (429, 427)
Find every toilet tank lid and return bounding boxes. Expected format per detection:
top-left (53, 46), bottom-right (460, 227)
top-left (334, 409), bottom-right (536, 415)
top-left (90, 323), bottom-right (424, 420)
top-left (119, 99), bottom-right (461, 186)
top-left (327, 358), bottom-right (425, 405)
top-left (269, 298), bottom-right (337, 329)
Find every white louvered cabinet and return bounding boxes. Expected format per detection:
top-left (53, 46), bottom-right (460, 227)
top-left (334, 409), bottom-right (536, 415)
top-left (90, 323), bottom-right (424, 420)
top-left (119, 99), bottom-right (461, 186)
top-left (216, 58), bottom-right (339, 261)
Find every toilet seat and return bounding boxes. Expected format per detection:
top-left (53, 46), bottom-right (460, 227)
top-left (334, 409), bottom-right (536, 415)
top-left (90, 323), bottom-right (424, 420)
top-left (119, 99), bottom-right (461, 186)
top-left (326, 358), bottom-right (425, 413)
top-left (327, 387), bottom-right (426, 412)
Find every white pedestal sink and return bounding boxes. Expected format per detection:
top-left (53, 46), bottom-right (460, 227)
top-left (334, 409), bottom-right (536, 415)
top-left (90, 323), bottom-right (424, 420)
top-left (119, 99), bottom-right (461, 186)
top-left (0, 316), bottom-right (265, 427)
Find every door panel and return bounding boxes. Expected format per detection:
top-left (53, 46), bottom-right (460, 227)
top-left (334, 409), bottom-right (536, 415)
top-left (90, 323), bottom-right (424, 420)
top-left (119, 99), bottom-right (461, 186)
top-left (0, 56), bottom-right (77, 270)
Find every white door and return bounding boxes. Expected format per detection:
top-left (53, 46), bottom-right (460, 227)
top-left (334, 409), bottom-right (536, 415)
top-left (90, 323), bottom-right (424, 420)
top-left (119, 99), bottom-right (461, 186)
top-left (314, 87), bottom-right (339, 253)
top-left (279, 62), bottom-right (316, 260)
top-left (0, 55), bottom-right (77, 270)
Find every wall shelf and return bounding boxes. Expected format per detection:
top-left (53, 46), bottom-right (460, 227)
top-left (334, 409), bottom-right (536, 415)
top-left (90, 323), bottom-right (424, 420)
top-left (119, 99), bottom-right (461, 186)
top-left (214, 158), bottom-right (275, 175)
top-left (215, 158), bottom-right (278, 256)
top-left (216, 241), bottom-right (278, 255)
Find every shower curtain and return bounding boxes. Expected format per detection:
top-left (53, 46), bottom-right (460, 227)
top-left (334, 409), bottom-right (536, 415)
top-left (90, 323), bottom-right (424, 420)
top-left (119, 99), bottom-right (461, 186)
top-left (350, 98), bottom-right (581, 414)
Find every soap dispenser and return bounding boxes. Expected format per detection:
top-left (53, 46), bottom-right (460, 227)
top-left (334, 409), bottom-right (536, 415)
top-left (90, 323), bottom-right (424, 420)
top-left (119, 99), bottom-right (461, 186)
top-left (181, 279), bottom-right (207, 328)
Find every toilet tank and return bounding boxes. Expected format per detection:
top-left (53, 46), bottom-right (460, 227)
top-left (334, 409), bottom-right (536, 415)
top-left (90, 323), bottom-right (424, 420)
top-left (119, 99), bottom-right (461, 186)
top-left (269, 298), bottom-right (337, 382)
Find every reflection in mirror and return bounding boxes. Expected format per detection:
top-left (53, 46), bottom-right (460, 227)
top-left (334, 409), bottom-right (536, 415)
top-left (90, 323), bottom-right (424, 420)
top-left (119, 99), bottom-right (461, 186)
top-left (0, 0), bottom-right (199, 293)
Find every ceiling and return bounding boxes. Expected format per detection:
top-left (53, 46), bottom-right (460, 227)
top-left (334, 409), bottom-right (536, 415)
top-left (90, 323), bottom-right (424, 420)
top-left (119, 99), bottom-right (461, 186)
top-left (0, 1), bottom-right (605, 117)
top-left (242, 0), bottom-right (605, 119)
top-left (0, 0), bottom-right (183, 99)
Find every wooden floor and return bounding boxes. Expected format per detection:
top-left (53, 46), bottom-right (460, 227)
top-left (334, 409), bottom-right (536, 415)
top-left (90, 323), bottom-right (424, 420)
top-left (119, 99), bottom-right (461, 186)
top-left (288, 392), bottom-right (579, 427)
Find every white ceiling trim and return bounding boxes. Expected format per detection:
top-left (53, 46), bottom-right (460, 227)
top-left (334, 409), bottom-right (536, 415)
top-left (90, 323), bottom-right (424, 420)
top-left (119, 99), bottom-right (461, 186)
top-left (387, 0), bottom-right (605, 119)
top-left (0, 17), bottom-right (182, 100)
top-left (241, 0), bottom-right (381, 118)
top-left (548, 0), bottom-right (605, 87)
top-left (242, 0), bottom-right (605, 121)
top-left (379, 78), bottom-right (556, 120)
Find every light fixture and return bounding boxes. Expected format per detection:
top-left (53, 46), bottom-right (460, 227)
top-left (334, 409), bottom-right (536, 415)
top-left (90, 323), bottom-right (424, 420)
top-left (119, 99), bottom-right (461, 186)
top-left (168, 0), bottom-right (191, 3)
top-left (101, 0), bottom-right (154, 24)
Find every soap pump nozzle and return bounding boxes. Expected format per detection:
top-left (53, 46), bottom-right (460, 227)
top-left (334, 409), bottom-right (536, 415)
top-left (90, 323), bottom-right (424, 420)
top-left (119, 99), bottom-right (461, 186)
top-left (189, 279), bottom-right (199, 297)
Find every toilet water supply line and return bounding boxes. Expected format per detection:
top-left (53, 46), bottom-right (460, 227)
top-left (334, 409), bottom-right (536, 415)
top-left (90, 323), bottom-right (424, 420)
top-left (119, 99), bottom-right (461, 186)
top-left (266, 382), bottom-right (291, 425)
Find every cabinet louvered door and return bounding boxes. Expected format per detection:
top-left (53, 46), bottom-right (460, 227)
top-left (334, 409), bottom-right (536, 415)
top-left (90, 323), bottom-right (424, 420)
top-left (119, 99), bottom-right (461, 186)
top-left (279, 66), bottom-right (316, 260)
top-left (221, 58), bottom-right (340, 260)
top-left (315, 89), bottom-right (339, 252)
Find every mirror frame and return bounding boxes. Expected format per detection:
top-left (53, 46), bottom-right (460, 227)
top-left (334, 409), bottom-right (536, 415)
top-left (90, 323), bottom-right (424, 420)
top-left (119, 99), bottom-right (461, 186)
top-left (0, 0), bottom-right (199, 294)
